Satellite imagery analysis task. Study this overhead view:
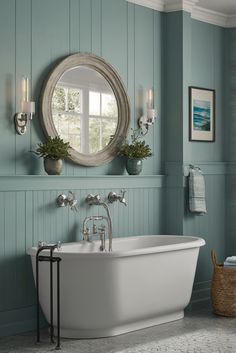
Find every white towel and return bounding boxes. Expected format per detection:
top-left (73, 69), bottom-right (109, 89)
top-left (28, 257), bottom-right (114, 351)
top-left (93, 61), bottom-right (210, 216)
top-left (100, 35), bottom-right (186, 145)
top-left (225, 256), bottom-right (236, 263)
top-left (189, 167), bottom-right (207, 215)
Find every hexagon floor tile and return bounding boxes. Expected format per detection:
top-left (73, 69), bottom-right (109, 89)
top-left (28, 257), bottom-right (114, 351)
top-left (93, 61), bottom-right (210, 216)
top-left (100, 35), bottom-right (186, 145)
top-left (0, 310), bottom-right (235, 353)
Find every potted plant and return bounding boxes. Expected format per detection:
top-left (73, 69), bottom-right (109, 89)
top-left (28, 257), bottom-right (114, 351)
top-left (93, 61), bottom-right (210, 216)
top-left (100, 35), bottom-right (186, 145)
top-left (119, 129), bottom-right (152, 175)
top-left (33, 136), bottom-right (71, 175)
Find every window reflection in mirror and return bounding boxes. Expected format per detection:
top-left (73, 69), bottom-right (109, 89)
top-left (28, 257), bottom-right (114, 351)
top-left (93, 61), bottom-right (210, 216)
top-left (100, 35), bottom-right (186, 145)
top-left (51, 66), bottom-right (118, 155)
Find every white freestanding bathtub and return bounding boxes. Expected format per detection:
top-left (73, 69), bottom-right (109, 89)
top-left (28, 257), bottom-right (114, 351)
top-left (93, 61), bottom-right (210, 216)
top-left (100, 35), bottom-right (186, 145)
top-left (28, 235), bottom-right (205, 338)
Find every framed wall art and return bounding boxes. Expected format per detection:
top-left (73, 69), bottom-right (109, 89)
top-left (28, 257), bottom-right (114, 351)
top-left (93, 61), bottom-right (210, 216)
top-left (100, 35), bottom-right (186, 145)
top-left (189, 86), bottom-right (215, 142)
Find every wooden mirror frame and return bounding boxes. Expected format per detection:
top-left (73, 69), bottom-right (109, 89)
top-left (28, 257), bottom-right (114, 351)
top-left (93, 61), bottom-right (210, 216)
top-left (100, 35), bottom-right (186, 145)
top-left (40, 53), bottom-right (130, 166)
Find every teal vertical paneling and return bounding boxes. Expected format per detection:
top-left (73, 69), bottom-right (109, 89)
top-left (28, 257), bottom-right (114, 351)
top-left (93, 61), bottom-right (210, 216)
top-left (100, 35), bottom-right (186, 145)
top-left (135, 6), bottom-right (154, 175)
top-left (165, 185), bottom-right (184, 234)
top-left (15, 192), bottom-right (27, 307)
top-left (102, 0), bottom-right (127, 83)
top-left (213, 26), bottom-right (224, 162)
top-left (4, 192), bottom-right (16, 311)
top-left (25, 191), bottom-right (35, 305)
top-left (91, 0), bottom-right (101, 56)
top-left (69, 0), bottom-right (80, 54)
top-left (153, 11), bottom-right (163, 174)
top-left (127, 3), bottom-right (135, 130)
top-left (31, 0), bottom-right (70, 174)
top-left (182, 11), bottom-right (192, 161)
top-left (227, 175), bottom-right (236, 254)
top-left (0, 0), bottom-right (163, 177)
top-left (0, 0), bottom-right (15, 175)
top-left (0, 0), bottom-right (164, 338)
top-left (226, 28), bottom-right (236, 274)
top-left (15, 0), bottom-right (31, 175)
top-left (79, 0), bottom-right (92, 52)
top-left (165, 12), bottom-right (183, 163)
top-left (184, 20), bottom-right (225, 163)
top-left (225, 29), bottom-right (236, 161)
top-left (191, 21), bottom-right (214, 86)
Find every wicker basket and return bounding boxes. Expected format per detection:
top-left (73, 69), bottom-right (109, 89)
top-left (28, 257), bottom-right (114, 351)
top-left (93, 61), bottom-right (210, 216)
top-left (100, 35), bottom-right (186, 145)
top-left (211, 250), bottom-right (236, 317)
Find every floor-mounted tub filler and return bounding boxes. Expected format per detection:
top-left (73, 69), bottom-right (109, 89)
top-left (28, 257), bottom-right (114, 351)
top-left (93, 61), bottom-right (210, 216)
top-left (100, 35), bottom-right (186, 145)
top-left (27, 235), bottom-right (205, 339)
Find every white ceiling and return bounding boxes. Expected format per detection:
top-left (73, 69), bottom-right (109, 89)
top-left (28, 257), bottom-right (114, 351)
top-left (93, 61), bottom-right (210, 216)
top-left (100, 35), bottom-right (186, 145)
top-left (197, 0), bottom-right (236, 15)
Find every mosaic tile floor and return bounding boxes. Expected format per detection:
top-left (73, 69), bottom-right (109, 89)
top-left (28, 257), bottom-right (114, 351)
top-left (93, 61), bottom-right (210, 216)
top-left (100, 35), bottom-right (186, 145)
top-left (0, 310), bottom-right (236, 353)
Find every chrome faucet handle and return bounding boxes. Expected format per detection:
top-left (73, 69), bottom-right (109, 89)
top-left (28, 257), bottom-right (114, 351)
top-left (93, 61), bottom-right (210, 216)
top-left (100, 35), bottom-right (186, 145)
top-left (86, 194), bottom-right (101, 205)
top-left (98, 224), bottom-right (106, 232)
top-left (56, 241), bottom-right (62, 251)
top-left (108, 190), bottom-right (127, 206)
top-left (38, 240), bottom-right (46, 248)
top-left (57, 191), bottom-right (79, 211)
top-left (119, 190), bottom-right (127, 206)
top-left (67, 191), bottom-right (79, 210)
top-left (108, 191), bottom-right (117, 203)
top-left (82, 227), bottom-right (90, 242)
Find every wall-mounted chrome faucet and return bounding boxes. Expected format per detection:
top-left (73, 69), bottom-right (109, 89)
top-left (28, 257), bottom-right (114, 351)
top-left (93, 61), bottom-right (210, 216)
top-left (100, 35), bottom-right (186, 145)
top-left (56, 191), bottom-right (78, 211)
top-left (108, 190), bottom-right (127, 206)
top-left (84, 194), bottom-right (113, 251)
top-left (83, 191), bottom-right (127, 251)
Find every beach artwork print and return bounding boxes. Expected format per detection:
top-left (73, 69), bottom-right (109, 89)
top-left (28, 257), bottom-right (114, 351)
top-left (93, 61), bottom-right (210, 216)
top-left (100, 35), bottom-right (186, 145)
top-left (189, 87), bottom-right (215, 142)
top-left (193, 99), bottom-right (210, 131)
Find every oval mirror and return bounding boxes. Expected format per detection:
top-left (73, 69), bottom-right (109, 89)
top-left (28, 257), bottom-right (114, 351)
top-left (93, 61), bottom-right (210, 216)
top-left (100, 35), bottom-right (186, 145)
top-left (40, 53), bottom-right (130, 166)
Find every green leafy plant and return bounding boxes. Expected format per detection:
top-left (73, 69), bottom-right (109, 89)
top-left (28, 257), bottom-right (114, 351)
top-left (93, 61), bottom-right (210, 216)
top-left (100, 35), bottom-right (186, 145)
top-left (33, 136), bottom-right (71, 160)
top-left (119, 128), bottom-right (152, 160)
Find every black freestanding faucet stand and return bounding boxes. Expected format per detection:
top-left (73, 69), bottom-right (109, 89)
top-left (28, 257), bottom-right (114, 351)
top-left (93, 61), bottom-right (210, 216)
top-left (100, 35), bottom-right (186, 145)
top-left (36, 244), bottom-right (61, 350)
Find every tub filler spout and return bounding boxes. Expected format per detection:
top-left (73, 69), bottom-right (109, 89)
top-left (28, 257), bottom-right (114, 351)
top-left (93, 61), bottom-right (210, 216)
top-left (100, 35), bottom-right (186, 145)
top-left (85, 194), bottom-right (113, 251)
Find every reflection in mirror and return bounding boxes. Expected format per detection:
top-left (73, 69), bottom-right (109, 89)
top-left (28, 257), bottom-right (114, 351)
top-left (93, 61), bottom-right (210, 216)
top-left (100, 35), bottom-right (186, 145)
top-left (51, 66), bottom-right (118, 155)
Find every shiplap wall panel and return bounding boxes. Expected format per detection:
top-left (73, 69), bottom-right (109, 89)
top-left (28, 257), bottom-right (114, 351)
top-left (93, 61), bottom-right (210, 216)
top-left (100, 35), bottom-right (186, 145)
top-left (0, 0), bottom-right (163, 177)
top-left (79, 0), bottom-right (92, 52)
top-left (15, 0), bottom-right (31, 175)
top-left (0, 0), bottom-right (16, 175)
top-left (0, 184), bottom-right (165, 317)
top-left (134, 6), bottom-right (154, 176)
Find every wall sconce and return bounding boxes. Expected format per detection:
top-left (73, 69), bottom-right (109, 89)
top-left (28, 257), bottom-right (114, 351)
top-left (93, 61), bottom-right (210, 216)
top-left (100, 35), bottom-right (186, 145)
top-left (138, 88), bottom-right (157, 134)
top-left (15, 77), bottom-right (35, 135)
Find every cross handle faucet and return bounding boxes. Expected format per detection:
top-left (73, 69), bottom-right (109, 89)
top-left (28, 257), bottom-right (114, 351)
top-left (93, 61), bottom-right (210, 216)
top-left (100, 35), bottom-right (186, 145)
top-left (108, 190), bottom-right (127, 206)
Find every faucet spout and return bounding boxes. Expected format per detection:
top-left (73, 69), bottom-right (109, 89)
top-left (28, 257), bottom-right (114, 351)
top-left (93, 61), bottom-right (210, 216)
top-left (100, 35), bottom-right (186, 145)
top-left (99, 202), bottom-right (113, 252)
top-left (85, 194), bottom-right (113, 251)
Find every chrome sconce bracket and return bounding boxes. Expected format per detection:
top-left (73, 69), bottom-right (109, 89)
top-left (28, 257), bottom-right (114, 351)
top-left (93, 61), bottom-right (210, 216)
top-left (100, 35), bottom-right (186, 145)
top-left (138, 108), bottom-right (157, 134)
top-left (15, 110), bottom-right (34, 135)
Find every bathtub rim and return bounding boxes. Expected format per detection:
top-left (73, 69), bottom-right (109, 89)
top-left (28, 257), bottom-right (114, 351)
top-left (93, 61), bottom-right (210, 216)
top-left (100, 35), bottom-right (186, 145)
top-left (27, 235), bottom-right (205, 259)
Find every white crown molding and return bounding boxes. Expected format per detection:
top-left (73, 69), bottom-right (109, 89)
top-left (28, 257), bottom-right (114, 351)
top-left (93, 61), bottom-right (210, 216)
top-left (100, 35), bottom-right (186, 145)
top-left (164, 0), bottom-right (198, 13)
top-left (126, 0), bottom-right (164, 12)
top-left (191, 6), bottom-right (228, 27)
top-left (126, 0), bottom-right (236, 28)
